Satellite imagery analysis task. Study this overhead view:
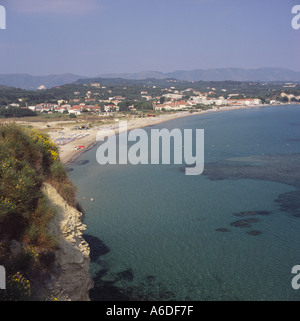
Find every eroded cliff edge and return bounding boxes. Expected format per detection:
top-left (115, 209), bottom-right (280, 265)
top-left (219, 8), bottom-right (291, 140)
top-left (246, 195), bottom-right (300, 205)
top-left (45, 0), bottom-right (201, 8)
top-left (43, 183), bottom-right (94, 301)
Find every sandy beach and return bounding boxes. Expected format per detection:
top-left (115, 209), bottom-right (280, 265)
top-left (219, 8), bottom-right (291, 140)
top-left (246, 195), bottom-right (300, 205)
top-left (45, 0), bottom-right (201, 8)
top-left (11, 103), bottom-right (290, 165)
top-left (54, 111), bottom-right (196, 164)
top-left (54, 105), bottom-right (264, 165)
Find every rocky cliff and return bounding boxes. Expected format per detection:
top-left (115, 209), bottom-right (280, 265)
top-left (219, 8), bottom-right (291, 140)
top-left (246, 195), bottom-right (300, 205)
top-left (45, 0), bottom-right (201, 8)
top-left (42, 183), bottom-right (94, 301)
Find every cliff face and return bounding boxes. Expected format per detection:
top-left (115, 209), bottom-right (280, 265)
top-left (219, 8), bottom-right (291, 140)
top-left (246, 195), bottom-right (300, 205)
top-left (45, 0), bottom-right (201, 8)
top-left (42, 183), bottom-right (94, 301)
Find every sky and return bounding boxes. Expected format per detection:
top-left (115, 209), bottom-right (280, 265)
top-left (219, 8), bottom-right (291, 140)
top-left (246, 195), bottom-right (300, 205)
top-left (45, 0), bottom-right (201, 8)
top-left (0, 0), bottom-right (299, 76)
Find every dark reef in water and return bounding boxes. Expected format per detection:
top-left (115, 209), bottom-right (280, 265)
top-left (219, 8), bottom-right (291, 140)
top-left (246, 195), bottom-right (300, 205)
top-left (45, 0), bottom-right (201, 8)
top-left (89, 267), bottom-right (132, 301)
top-left (215, 210), bottom-right (267, 235)
top-left (274, 190), bottom-right (300, 218)
top-left (203, 154), bottom-right (300, 189)
top-left (201, 153), bottom-right (300, 218)
top-left (201, 154), bottom-right (300, 237)
top-left (83, 236), bottom-right (177, 301)
top-left (247, 230), bottom-right (262, 236)
top-left (89, 267), bottom-right (176, 301)
top-left (228, 210), bottom-right (270, 235)
top-left (116, 269), bottom-right (134, 282)
top-left (233, 210), bottom-right (271, 217)
top-left (230, 218), bottom-right (260, 228)
top-left (216, 227), bottom-right (231, 232)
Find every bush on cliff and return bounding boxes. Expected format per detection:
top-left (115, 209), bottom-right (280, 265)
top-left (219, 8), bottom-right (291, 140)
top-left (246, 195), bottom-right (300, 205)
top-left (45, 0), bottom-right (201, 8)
top-left (0, 123), bottom-right (78, 300)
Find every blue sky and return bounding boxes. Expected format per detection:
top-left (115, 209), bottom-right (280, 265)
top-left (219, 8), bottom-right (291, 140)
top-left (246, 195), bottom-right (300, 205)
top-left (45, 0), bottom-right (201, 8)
top-left (0, 0), bottom-right (299, 76)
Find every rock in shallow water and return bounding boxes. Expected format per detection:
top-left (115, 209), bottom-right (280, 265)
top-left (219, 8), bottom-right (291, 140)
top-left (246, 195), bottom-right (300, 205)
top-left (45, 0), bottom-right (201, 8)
top-left (230, 218), bottom-right (260, 228)
top-left (215, 228), bottom-right (231, 232)
top-left (247, 230), bottom-right (262, 236)
top-left (233, 210), bottom-right (271, 217)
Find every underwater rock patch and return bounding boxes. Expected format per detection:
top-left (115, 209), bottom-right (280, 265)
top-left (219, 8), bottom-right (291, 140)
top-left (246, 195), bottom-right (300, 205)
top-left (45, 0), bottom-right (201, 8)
top-left (216, 228), bottom-right (231, 232)
top-left (274, 190), bottom-right (300, 218)
top-left (203, 154), bottom-right (300, 189)
top-left (233, 210), bottom-right (271, 217)
top-left (247, 230), bottom-right (262, 236)
top-left (116, 269), bottom-right (134, 282)
top-left (145, 275), bottom-right (155, 284)
top-left (230, 218), bottom-right (259, 228)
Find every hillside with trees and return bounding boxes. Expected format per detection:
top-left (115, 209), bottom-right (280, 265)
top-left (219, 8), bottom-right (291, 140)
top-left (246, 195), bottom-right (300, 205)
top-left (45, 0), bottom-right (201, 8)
top-left (0, 79), bottom-right (299, 117)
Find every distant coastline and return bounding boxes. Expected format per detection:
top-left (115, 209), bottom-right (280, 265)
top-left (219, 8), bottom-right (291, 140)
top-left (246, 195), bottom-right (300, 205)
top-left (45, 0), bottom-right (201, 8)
top-left (8, 102), bottom-right (299, 166)
top-left (57, 103), bottom-right (299, 165)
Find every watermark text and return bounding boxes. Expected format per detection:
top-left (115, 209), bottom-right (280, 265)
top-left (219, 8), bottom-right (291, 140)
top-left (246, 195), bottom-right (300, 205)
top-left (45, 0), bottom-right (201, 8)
top-left (0, 265), bottom-right (6, 290)
top-left (292, 5), bottom-right (300, 30)
top-left (0, 5), bottom-right (6, 30)
top-left (292, 265), bottom-right (300, 290)
top-left (96, 121), bottom-right (204, 175)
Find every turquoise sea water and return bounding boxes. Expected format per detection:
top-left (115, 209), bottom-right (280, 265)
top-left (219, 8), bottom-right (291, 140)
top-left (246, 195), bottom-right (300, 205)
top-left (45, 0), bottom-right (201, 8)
top-left (69, 105), bottom-right (300, 301)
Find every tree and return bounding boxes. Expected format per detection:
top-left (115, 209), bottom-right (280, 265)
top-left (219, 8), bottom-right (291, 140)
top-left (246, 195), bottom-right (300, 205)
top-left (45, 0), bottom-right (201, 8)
top-left (134, 100), bottom-right (153, 111)
top-left (0, 106), bottom-right (37, 118)
top-left (159, 96), bottom-right (165, 104)
top-left (282, 96), bottom-right (289, 103)
top-left (118, 100), bottom-right (134, 111)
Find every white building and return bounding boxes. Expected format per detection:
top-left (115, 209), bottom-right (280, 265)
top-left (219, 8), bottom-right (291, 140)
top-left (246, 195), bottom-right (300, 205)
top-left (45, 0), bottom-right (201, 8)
top-left (69, 106), bottom-right (82, 115)
top-left (162, 93), bottom-right (183, 100)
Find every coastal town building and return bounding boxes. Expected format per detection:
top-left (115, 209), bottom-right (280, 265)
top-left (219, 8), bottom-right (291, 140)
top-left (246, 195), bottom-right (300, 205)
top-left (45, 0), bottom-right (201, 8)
top-left (162, 93), bottom-right (183, 100)
top-left (154, 100), bottom-right (191, 111)
top-left (55, 106), bottom-right (68, 113)
top-left (69, 105), bottom-right (82, 115)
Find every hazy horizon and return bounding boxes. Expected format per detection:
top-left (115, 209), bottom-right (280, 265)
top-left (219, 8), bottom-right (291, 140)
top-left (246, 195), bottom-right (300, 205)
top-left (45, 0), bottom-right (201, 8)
top-left (1, 66), bottom-right (300, 79)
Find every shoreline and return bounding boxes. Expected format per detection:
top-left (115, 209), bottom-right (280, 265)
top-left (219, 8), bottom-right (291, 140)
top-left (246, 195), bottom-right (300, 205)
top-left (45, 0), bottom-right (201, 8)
top-left (55, 111), bottom-right (198, 165)
top-left (9, 102), bottom-right (298, 166)
top-left (58, 103), bottom-right (295, 166)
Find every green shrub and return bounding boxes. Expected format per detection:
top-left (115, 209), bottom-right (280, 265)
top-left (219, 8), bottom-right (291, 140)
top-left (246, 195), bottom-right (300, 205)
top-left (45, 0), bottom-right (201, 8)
top-left (0, 123), bottom-right (79, 300)
top-left (1, 273), bottom-right (32, 301)
top-left (22, 197), bottom-right (57, 250)
top-left (49, 162), bottom-right (77, 206)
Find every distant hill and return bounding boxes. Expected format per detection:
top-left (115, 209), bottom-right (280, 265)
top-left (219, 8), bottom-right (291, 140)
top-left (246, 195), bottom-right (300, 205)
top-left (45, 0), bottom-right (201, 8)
top-left (73, 77), bottom-right (182, 87)
top-left (0, 68), bottom-right (300, 90)
top-left (0, 73), bottom-right (85, 90)
top-left (99, 68), bottom-right (300, 82)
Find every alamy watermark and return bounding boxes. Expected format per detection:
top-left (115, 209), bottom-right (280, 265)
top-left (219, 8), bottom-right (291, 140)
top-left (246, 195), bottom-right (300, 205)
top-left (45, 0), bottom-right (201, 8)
top-left (291, 265), bottom-right (300, 290)
top-left (292, 5), bottom-right (300, 30)
top-left (0, 5), bottom-right (6, 30)
top-left (0, 265), bottom-right (5, 290)
top-left (96, 121), bottom-right (204, 176)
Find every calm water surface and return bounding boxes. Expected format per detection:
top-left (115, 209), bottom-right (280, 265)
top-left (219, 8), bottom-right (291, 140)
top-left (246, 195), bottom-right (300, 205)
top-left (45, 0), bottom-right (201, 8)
top-left (69, 105), bottom-right (300, 300)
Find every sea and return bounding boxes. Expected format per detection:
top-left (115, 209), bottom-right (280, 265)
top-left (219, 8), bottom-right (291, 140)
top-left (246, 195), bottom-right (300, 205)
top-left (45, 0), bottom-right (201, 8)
top-left (68, 105), bottom-right (300, 301)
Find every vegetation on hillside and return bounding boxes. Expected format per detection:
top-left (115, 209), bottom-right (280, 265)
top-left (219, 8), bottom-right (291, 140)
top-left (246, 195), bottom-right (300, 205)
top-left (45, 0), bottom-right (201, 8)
top-left (0, 79), bottom-right (300, 111)
top-left (0, 106), bottom-right (37, 118)
top-left (0, 124), bottom-right (77, 300)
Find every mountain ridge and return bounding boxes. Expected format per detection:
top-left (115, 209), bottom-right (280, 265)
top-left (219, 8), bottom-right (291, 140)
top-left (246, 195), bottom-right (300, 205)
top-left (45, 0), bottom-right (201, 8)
top-left (0, 68), bottom-right (300, 90)
top-left (0, 73), bottom-right (86, 90)
top-left (99, 67), bottom-right (300, 82)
